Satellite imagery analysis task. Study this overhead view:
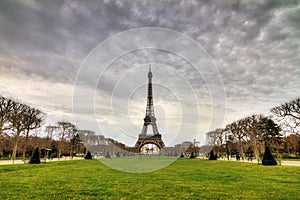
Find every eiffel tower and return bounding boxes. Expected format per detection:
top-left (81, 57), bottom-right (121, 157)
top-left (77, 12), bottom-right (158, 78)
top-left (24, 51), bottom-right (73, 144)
top-left (134, 65), bottom-right (165, 153)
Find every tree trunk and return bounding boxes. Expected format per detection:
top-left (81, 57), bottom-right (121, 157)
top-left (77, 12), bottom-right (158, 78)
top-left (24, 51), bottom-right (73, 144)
top-left (58, 144), bottom-right (61, 160)
top-left (70, 145), bottom-right (74, 160)
top-left (252, 140), bottom-right (260, 160)
top-left (12, 131), bottom-right (21, 164)
top-left (238, 142), bottom-right (244, 159)
top-left (22, 130), bottom-right (30, 161)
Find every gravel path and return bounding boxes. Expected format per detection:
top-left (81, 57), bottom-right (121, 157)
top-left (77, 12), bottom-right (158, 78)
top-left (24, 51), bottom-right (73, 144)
top-left (0, 157), bottom-right (84, 165)
top-left (221, 158), bottom-right (300, 166)
top-left (1, 157), bottom-right (299, 166)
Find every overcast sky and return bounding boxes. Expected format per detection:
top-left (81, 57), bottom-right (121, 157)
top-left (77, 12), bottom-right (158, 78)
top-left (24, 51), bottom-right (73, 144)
top-left (0, 0), bottom-right (299, 146)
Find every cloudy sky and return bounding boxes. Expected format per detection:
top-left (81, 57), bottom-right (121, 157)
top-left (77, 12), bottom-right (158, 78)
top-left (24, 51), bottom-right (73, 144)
top-left (0, 0), bottom-right (299, 146)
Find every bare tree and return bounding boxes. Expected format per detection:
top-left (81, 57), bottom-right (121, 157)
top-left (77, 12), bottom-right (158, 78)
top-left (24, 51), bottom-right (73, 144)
top-left (226, 120), bottom-right (247, 157)
top-left (271, 98), bottom-right (300, 154)
top-left (0, 96), bottom-right (14, 136)
top-left (68, 127), bottom-right (78, 159)
top-left (206, 129), bottom-right (220, 146)
top-left (70, 133), bottom-right (81, 159)
top-left (8, 101), bottom-right (45, 162)
top-left (9, 102), bottom-right (29, 162)
top-left (21, 107), bottom-right (46, 160)
top-left (57, 121), bottom-right (76, 159)
top-left (0, 96), bottom-right (13, 157)
top-left (227, 114), bottom-right (282, 159)
top-left (286, 134), bottom-right (300, 155)
top-left (206, 129), bottom-right (225, 156)
top-left (45, 125), bottom-right (59, 140)
top-left (271, 97), bottom-right (300, 133)
top-left (246, 115), bottom-right (265, 159)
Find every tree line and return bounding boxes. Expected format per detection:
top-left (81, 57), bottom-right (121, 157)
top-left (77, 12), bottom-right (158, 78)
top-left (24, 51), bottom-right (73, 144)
top-left (1, 95), bottom-right (299, 160)
top-left (207, 97), bottom-right (300, 159)
top-left (0, 95), bottom-right (94, 161)
top-left (0, 96), bottom-right (45, 161)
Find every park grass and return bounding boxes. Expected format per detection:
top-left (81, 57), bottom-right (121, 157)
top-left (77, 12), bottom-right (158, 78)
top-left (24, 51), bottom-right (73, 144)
top-left (0, 158), bottom-right (299, 199)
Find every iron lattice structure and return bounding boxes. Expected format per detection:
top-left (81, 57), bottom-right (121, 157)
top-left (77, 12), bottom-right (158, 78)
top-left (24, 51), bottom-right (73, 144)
top-left (134, 66), bottom-right (165, 151)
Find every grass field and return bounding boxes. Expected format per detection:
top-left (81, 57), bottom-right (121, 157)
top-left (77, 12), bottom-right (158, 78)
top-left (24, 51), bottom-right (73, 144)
top-left (0, 157), bottom-right (299, 199)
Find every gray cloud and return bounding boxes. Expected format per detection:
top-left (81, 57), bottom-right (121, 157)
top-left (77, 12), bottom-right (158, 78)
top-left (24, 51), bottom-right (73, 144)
top-left (0, 0), bottom-right (299, 144)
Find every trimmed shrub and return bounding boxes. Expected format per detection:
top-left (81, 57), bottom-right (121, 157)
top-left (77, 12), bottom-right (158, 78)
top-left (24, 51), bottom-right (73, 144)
top-left (190, 152), bottom-right (196, 159)
top-left (85, 151), bottom-right (92, 159)
top-left (262, 146), bottom-right (277, 166)
top-left (208, 150), bottom-right (217, 160)
top-left (29, 147), bottom-right (40, 164)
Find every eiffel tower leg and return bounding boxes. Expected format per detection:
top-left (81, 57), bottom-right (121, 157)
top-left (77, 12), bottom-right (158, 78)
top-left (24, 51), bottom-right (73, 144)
top-left (152, 123), bottom-right (159, 135)
top-left (141, 124), bottom-right (148, 135)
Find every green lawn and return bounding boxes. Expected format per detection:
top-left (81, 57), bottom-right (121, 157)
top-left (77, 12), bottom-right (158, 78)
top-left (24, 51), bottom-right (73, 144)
top-left (0, 158), bottom-right (299, 199)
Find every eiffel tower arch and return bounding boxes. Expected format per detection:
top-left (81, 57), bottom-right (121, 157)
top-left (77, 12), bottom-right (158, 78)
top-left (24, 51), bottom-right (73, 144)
top-left (134, 65), bottom-right (165, 153)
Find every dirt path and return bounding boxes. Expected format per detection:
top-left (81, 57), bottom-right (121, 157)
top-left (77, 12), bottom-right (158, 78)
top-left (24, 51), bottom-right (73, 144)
top-left (221, 158), bottom-right (300, 166)
top-left (280, 160), bottom-right (300, 166)
top-left (0, 157), bottom-right (84, 165)
top-left (1, 157), bottom-right (300, 166)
